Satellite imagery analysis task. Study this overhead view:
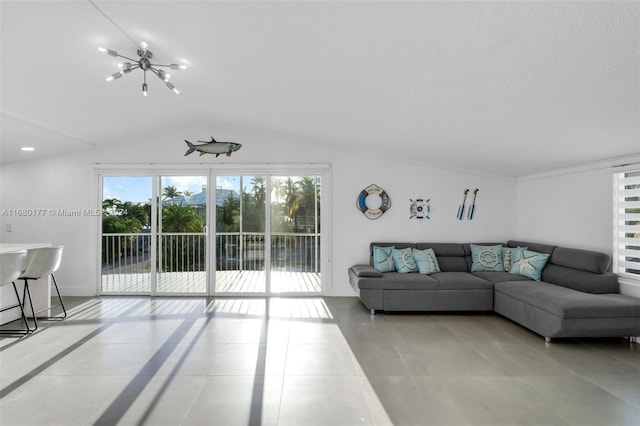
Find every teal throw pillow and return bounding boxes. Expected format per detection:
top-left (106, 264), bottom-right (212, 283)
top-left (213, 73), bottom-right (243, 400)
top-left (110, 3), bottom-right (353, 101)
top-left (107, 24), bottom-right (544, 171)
top-left (470, 244), bottom-right (504, 272)
top-left (412, 248), bottom-right (441, 275)
top-left (391, 247), bottom-right (417, 273)
top-left (509, 248), bottom-right (550, 281)
top-left (372, 246), bottom-right (395, 272)
top-left (502, 246), bottom-right (526, 272)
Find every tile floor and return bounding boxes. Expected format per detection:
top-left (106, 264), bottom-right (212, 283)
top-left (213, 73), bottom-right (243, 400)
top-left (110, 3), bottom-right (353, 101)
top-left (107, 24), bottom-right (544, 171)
top-left (1, 296), bottom-right (639, 425)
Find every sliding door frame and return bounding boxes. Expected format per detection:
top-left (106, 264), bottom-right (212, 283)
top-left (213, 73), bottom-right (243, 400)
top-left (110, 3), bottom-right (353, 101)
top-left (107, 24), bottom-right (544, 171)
top-left (95, 164), bottom-right (331, 297)
top-left (96, 166), bottom-right (211, 296)
top-left (210, 164), bottom-right (330, 296)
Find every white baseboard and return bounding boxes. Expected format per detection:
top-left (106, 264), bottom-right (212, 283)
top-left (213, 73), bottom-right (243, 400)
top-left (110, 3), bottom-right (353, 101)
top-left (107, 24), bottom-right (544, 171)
top-left (59, 286), bottom-right (97, 297)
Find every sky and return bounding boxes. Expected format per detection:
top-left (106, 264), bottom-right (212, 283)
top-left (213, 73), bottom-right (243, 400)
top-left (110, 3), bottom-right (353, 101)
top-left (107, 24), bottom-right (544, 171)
top-left (102, 175), bottom-right (245, 203)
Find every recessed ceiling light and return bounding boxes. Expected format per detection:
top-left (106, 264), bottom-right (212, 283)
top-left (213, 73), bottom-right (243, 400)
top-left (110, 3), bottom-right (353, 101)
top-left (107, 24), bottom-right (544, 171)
top-left (21, 147), bottom-right (35, 151)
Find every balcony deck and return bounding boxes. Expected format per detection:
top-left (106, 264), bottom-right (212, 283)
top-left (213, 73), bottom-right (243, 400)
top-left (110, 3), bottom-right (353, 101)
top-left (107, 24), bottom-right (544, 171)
top-left (101, 270), bottom-right (321, 294)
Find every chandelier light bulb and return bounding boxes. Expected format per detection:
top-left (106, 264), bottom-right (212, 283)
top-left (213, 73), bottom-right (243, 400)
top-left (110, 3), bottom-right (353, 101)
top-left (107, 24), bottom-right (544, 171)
top-left (140, 41), bottom-right (148, 51)
top-left (166, 81), bottom-right (179, 94)
top-left (156, 69), bottom-right (171, 82)
top-left (142, 82), bottom-right (148, 96)
top-left (170, 64), bottom-right (187, 70)
top-left (99, 47), bottom-right (119, 57)
top-left (106, 72), bottom-right (123, 82)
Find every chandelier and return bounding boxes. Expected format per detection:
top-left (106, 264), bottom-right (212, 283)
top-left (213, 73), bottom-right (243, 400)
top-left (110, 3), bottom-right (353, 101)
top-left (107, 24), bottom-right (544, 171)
top-left (98, 42), bottom-right (187, 96)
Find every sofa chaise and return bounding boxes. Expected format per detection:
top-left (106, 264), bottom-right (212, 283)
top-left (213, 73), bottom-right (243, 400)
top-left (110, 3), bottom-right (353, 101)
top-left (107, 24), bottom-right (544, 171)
top-left (348, 240), bottom-right (640, 342)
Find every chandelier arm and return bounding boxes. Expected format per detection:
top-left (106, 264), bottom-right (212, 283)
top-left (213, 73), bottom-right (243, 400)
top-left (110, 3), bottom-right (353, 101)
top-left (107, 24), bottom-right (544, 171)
top-left (114, 53), bottom-right (138, 62)
top-left (120, 65), bottom-right (140, 76)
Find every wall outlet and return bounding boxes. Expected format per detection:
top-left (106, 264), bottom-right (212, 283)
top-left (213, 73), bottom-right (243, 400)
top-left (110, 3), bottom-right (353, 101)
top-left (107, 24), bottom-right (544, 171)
top-left (6, 224), bottom-right (12, 232)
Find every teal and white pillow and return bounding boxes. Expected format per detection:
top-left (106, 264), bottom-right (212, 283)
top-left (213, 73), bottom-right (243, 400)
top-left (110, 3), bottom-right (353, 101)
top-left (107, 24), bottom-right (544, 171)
top-left (502, 246), bottom-right (527, 272)
top-left (372, 246), bottom-right (395, 272)
top-left (509, 248), bottom-right (550, 281)
top-left (412, 248), bottom-right (441, 275)
top-left (470, 244), bottom-right (504, 272)
top-left (391, 247), bottom-right (417, 273)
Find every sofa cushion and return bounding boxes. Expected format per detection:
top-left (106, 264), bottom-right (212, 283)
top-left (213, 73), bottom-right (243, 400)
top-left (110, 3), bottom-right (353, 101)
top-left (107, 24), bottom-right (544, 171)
top-left (431, 272), bottom-right (494, 290)
top-left (502, 246), bottom-right (526, 272)
top-left (417, 243), bottom-right (466, 257)
top-left (350, 265), bottom-right (383, 278)
top-left (370, 242), bottom-right (415, 266)
top-left (463, 243), bottom-right (506, 271)
top-left (541, 264), bottom-right (619, 294)
top-left (509, 248), bottom-right (550, 281)
top-left (470, 244), bottom-right (505, 272)
top-left (472, 271), bottom-right (531, 285)
top-left (416, 243), bottom-right (468, 272)
top-left (551, 246), bottom-right (611, 274)
top-left (373, 272), bottom-right (439, 290)
top-left (412, 248), bottom-right (441, 274)
top-left (392, 247), bottom-right (418, 273)
top-left (507, 240), bottom-right (555, 255)
top-left (372, 245), bottom-right (396, 272)
top-left (495, 281), bottom-right (640, 319)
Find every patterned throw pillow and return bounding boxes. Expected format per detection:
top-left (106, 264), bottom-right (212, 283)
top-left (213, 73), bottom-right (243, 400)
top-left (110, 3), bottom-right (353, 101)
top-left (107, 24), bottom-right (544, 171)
top-left (391, 247), bottom-right (417, 273)
top-left (509, 248), bottom-right (550, 281)
top-left (470, 244), bottom-right (505, 272)
top-left (372, 246), bottom-right (395, 272)
top-left (502, 246), bottom-right (527, 272)
top-left (412, 248), bottom-right (441, 275)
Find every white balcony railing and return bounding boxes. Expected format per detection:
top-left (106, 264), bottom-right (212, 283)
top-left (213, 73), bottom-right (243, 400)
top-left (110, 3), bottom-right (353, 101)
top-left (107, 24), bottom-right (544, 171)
top-left (102, 232), bottom-right (320, 278)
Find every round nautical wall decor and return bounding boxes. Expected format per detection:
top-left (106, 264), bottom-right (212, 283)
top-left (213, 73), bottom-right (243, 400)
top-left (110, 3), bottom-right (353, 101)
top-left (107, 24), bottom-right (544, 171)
top-left (409, 198), bottom-right (430, 220)
top-left (356, 184), bottom-right (391, 220)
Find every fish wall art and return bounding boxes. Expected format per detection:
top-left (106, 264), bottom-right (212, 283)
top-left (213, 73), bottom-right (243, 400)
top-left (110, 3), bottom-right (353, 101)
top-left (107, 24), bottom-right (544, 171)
top-left (184, 137), bottom-right (242, 157)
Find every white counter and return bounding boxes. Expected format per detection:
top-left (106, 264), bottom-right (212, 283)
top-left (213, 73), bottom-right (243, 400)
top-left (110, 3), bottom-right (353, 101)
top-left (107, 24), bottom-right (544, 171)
top-left (0, 243), bottom-right (52, 323)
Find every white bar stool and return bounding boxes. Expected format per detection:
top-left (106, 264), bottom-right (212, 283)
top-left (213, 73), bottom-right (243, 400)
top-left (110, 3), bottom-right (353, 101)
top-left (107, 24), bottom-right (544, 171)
top-left (0, 250), bottom-right (31, 335)
top-left (19, 246), bottom-right (66, 332)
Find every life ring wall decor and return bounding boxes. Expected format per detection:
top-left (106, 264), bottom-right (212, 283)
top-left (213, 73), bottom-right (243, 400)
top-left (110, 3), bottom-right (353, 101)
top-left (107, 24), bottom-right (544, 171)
top-left (356, 184), bottom-right (391, 220)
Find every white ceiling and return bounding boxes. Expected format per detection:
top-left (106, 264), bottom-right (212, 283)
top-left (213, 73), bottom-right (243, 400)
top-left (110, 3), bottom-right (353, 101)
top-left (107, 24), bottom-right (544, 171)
top-left (1, 1), bottom-right (638, 177)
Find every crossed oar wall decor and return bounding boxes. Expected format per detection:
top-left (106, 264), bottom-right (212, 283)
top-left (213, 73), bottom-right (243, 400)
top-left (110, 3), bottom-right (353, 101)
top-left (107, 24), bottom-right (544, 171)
top-left (457, 188), bottom-right (479, 220)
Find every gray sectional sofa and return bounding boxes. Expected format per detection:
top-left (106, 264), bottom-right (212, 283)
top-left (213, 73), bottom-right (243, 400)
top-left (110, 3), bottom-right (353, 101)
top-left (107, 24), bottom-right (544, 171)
top-left (348, 240), bottom-right (640, 342)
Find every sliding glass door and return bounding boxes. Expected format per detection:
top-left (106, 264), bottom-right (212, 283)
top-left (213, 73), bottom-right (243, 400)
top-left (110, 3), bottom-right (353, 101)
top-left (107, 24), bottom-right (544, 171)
top-left (215, 175), bottom-right (267, 293)
top-left (101, 176), bottom-right (153, 293)
top-left (100, 174), bottom-right (209, 295)
top-left (157, 176), bottom-right (208, 294)
top-left (100, 169), bottom-right (325, 296)
top-left (270, 176), bottom-right (321, 293)
top-left (213, 174), bottom-right (321, 295)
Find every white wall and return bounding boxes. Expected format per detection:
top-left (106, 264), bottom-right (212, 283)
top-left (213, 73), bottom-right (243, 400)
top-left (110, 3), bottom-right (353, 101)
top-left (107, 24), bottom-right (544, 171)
top-left (332, 151), bottom-right (516, 294)
top-left (515, 156), bottom-right (640, 297)
top-left (0, 132), bottom-right (517, 297)
top-left (516, 168), bottom-right (614, 255)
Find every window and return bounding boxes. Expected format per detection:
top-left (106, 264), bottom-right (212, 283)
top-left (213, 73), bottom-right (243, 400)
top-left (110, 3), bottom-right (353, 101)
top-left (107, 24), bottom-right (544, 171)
top-left (613, 170), bottom-right (640, 279)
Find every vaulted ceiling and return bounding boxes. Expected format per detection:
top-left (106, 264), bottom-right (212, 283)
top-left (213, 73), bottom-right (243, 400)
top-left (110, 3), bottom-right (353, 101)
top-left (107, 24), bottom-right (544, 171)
top-left (1, 1), bottom-right (638, 177)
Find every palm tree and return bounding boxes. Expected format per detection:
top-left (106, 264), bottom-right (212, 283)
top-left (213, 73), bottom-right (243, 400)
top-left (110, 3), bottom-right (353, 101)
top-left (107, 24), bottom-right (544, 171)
top-left (162, 185), bottom-right (182, 200)
top-left (160, 204), bottom-right (205, 271)
top-left (283, 177), bottom-right (299, 218)
top-left (162, 204), bottom-right (204, 232)
top-left (297, 176), bottom-right (319, 215)
top-left (272, 178), bottom-right (285, 204)
top-left (249, 176), bottom-right (266, 206)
